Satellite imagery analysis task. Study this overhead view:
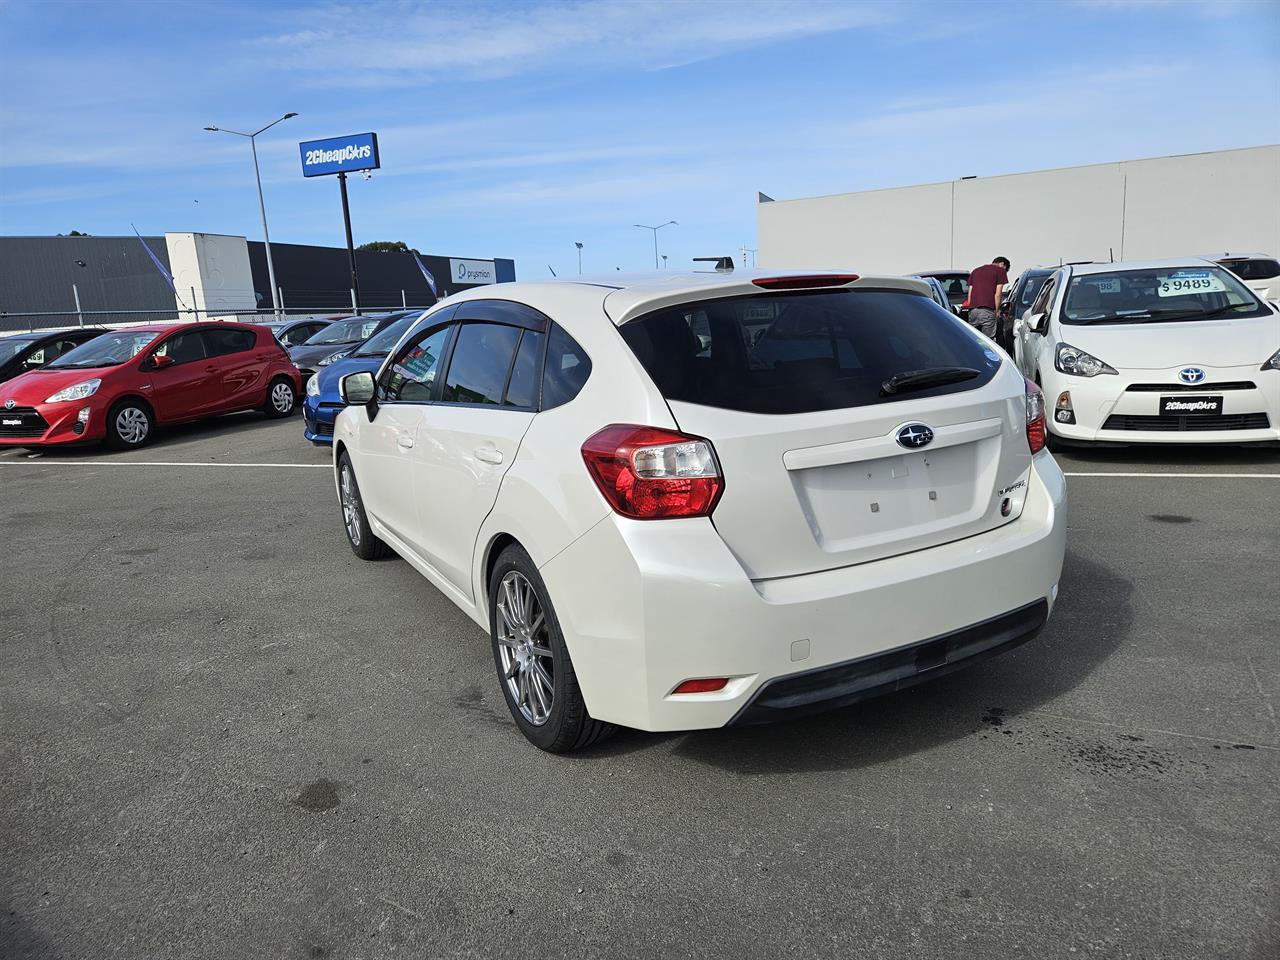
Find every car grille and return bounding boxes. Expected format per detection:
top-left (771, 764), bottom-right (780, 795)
top-left (311, 420), bottom-right (334, 437)
top-left (1102, 413), bottom-right (1271, 432)
top-left (1125, 381), bottom-right (1256, 392)
top-left (0, 406), bottom-right (48, 438)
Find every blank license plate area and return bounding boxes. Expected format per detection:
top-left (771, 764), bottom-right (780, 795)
top-left (1160, 395), bottom-right (1222, 415)
top-left (790, 440), bottom-right (990, 554)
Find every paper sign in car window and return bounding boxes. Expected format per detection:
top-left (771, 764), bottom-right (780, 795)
top-left (1094, 278), bottom-right (1121, 294)
top-left (1158, 270), bottom-right (1226, 297)
top-left (361, 322), bottom-right (379, 338)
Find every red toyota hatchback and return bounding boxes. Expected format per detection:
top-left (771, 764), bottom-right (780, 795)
top-left (0, 322), bottom-right (301, 450)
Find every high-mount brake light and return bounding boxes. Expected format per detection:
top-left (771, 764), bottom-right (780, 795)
top-left (751, 274), bottom-right (860, 290)
top-left (581, 424), bottom-right (724, 520)
top-left (1025, 378), bottom-right (1048, 454)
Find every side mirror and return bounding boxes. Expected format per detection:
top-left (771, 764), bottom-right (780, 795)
top-left (1026, 312), bottom-right (1046, 333)
top-left (151, 354), bottom-right (174, 369)
top-left (340, 370), bottom-right (376, 405)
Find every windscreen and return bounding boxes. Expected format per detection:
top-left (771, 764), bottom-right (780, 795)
top-left (620, 289), bottom-right (1002, 415)
top-left (353, 313), bottom-right (418, 357)
top-left (0, 338), bottom-right (36, 364)
top-left (1062, 267), bottom-right (1268, 325)
top-left (305, 317), bottom-right (380, 344)
top-left (47, 331), bottom-right (159, 369)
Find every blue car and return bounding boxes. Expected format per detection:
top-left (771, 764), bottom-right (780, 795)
top-left (303, 310), bottom-right (425, 443)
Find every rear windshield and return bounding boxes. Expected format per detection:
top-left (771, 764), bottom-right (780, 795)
top-left (1219, 258), bottom-right (1280, 281)
top-left (1062, 267), bottom-right (1269, 325)
top-left (620, 289), bottom-right (1002, 415)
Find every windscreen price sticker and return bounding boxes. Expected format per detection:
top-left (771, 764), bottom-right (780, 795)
top-left (1158, 270), bottom-right (1226, 297)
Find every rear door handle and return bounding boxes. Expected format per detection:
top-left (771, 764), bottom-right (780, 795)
top-left (474, 446), bottom-right (503, 464)
top-left (396, 433), bottom-right (415, 449)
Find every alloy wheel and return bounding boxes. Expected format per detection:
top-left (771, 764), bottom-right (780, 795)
top-left (116, 407), bottom-right (149, 445)
top-left (496, 571), bottom-right (555, 726)
top-left (340, 464), bottom-right (361, 547)
top-left (271, 382), bottom-right (294, 413)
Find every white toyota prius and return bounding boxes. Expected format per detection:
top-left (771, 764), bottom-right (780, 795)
top-left (331, 271), bottom-right (1068, 751)
top-left (1014, 258), bottom-right (1280, 444)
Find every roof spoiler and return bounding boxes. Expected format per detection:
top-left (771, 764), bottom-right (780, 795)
top-left (693, 256), bottom-right (734, 273)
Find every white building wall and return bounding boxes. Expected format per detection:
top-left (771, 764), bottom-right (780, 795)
top-left (164, 232), bottom-right (257, 318)
top-left (758, 145), bottom-right (1280, 276)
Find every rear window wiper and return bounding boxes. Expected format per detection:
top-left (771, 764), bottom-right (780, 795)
top-left (881, 366), bottom-right (980, 396)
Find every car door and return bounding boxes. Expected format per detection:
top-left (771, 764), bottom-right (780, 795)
top-left (410, 302), bottom-right (545, 598)
top-left (201, 327), bottom-right (266, 411)
top-left (144, 328), bottom-right (223, 420)
top-left (358, 319), bottom-right (455, 552)
top-left (1018, 275), bottom-right (1057, 378)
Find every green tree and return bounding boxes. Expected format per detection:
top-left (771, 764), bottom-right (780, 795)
top-left (358, 240), bottom-right (411, 253)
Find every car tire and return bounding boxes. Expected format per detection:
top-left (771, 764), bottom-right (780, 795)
top-left (337, 452), bottom-right (389, 560)
top-left (488, 543), bottom-right (615, 753)
top-left (263, 376), bottom-right (297, 418)
top-left (105, 398), bottom-right (153, 450)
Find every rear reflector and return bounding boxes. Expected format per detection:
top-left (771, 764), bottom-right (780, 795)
top-left (751, 274), bottom-right (860, 290)
top-left (582, 424), bottom-right (724, 520)
top-left (672, 678), bottom-right (729, 695)
top-left (1025, 379), bottom-right (1048, 453)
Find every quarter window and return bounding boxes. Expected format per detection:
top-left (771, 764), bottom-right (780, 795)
top-left (541, 323), bottom-right (591, 409)
top-left (382, 325), bottom-right (450, 402)
top-left (441, 323), bottom-right (521, 406)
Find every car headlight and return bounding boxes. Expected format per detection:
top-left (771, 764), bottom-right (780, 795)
top-left (1262, 347), bottom-right (1280, 371)
top-left (318, 351), bottom-right (349, 367)
top-left (45, 378), bottom-right (102, 403)
top-left (1055, 343), bottom-right (1117, 377)
top-left (306, 375), bottom-right (321, 397)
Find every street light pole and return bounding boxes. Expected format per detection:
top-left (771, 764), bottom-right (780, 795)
top-left (204, 112), bottom-right (297, 317)
top-left (575, 241), bottom-right (583, 275)
top-left (633, 221), bottom-right (676, 270)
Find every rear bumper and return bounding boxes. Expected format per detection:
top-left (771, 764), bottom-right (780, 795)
top-left (730, 599), bottom-right (1047, 724)
top-left (1045, 364), bottom-right (1280, 444)
top-left (539, 451), bottom-right (1067, 732)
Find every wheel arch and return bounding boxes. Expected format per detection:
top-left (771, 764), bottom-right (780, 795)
top-left (109, 393), bottom-right (155, 420)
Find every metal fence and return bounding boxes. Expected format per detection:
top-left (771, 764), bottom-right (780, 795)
top-left (1, 292), bottom-right (434, 334)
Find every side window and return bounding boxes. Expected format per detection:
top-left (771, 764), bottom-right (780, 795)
top-left (382, 325), bottom-right (450, 402)
top-left (154, 330), bottom-right (207, 365)
top-left (1031, 278), bottom-right (1056, 317)
top-left (441, 323), bottom-right (521, 405)
top-left (503, 330), bottom-right (544, 408)
top-left (203, 328), bottom-right (256, 357)
top-left (541, 323), bottom-right (591, 409)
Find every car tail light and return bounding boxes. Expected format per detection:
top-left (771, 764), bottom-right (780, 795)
top-left (581, 424), bottom-right (724, 520)
top-left (751, 274), bottom-right (859, 290)
top-left (672, 678), bottom-right (729, 694)
top-left (1025, 379), bottom-right (1047, 454)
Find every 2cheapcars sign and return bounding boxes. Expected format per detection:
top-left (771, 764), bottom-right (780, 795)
top-left (450, 258), bottom-right (497, 285)
top-left (299, 132), bottom-right (380, 177)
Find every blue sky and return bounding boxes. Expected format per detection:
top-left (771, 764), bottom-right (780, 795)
top-left (1, 0), bottom-right (1277, 279)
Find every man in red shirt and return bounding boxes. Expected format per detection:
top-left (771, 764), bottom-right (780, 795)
top-left (966, 257), bottom-right (1010, 340)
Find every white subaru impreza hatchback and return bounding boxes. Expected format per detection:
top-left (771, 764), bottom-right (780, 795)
top-left (1014, 258), bottom-right (1280, 444)
top-left (331, 271), bottom-right (1068, 752)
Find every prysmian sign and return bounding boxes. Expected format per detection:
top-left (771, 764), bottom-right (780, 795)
top-left (451, 258), bottom-right (497, 285)
top-left (299, 132), bottom-right (380, 178)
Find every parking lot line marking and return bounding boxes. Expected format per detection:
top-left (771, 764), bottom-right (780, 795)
top-left (0, 460), bottom-right (329, 469)
top-left (1063, 471), bottom-right (1280, 479)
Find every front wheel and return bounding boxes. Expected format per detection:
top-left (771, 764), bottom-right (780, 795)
top-left (488, 544), bottom-right (614, 753)
top-left (263, 377), bottom-right (297, 418)
top-left (337, 452), bottom-right (389, 560)
top-left (105, 399), bottom-right (153, 450)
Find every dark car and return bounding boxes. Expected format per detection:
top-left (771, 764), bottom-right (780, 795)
top-left (998, 267), bottom-right (1056, 353)
top-left (914, 270), bottom-right (970, 317)
top-left (0, 328), bottom-right (107, 385)
top-left (288, 311), bottom-right (424, 384)
top-left (262, 316), bottom-right (341, 348)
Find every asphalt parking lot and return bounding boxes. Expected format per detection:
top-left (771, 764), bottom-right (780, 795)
top-left (1, 417), bottom-right (1277, 960)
